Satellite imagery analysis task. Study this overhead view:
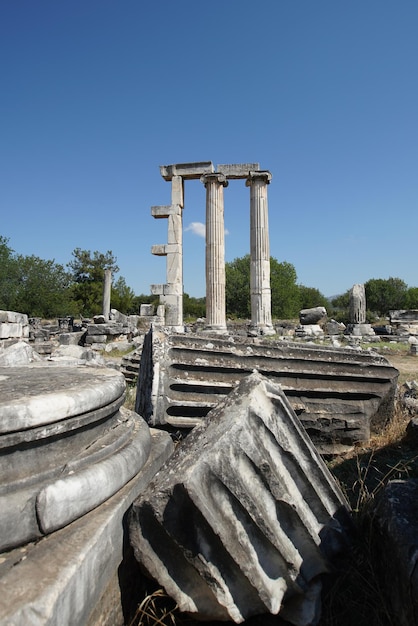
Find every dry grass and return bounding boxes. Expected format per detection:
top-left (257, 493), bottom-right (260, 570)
top-left (124, 383), bottom-right (137, 412)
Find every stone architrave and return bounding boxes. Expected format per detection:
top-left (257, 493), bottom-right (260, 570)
top-left (200, 173), bottom-right (229, 332)
top-left (102, 269), bottom-right (112, 322)
top-left (349, 284), bottom-right (366, 324)
top-left (130, 371), bottom-right (351, 624)
top-left (246, 171), bottom-right (274, 335)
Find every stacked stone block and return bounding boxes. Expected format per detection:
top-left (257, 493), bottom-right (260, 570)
top-left (0, 310), bottom-right (29, 340)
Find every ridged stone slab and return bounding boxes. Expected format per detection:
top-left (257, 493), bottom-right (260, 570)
top-left (0, 365), bottom-right (126, 433)
top-left (130, 372), bottom-right (351, 624)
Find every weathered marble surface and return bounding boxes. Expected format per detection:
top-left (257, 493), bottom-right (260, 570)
top-left (130, 372), bottom-right (351, 624)
top-left (0, 429), bottom-right (174, 626)
top-left (0, 365), bottom-right (152, 551)
top-left (0, 365), bottom-right (125, 432)
top-left (138, 331), bottom-right (399, 453)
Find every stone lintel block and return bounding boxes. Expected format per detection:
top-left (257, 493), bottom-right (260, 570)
top-left (152, 242), bottom-right (181, 257)
top-left (160, 162), bottom-right (214, 181)
top-left (217, 163), bottom-right (260, 178)
top-left (89, 343), bottom-right (106, 351)
top-left (86, 323), bottom-right (124, 335)
top-left (151, 284), bottom-right (164, 296)
top-left (151, 244), bottom-right (168, 256)
top-left (162, 284), bottom-right (183, 296)
top-left (171, 176), bottom-right (184, 207)
top-left (140, 304), bottom-right (155, 317)
top-left (0, 323), bottom-right (23, 339)
top-left (85, 334), bottom-right (107, 344)
top-left (130, 372), bottom-right (351, 624)
top-left (0, 310), bottom-right (28, 324)
top-left (59, 331), bottom-right (86, 346)
top-left (151, 204), bottom-right (181, 219)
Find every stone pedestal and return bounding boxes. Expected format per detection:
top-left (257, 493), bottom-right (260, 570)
top-left (246, 172), bottom-right (274, 335)
top-left (201, 173), bottom-right (228, 333)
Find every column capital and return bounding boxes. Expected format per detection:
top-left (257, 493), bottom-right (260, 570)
top-left (200, 173), bottom-right (229, 187)
top-left (246, 171), bottom-right (272, 186)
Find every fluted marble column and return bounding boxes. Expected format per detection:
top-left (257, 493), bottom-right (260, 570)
top-left (201, 173), bottom-right (228, 332)
top-left (246, 171), bottom-right (274, 335)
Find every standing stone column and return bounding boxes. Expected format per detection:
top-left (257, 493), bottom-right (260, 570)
top-left (102, 269), bottom-right (112, 322)
top-left (151, 175), bottom-right (184, 331)
top-left (348, 283), bottom-right (375, 336)
top-left (246, 171), bottom-right (274, 335)
top-left (200, 173), bottom-right (228, 332)
top-left (349, 283), bottom-right (366, 324)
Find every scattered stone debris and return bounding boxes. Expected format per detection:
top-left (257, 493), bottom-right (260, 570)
top-left (130, 371), bottom-right (352, 625)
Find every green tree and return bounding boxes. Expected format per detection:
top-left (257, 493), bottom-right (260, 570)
top-left (14, 255), bottom-right (75, 317)
top-left (270, 259), bottom-right (301, 318)
top-left (183, 293), bottom-right (206, 319)
top-left (0, 237), bottom-right (74, 317)
top-left (298, 285), bottom-right (328, 310)
top-left (331, 291), bottom-right (350, 310)
top-left (111, 277), bottom-right (136, 314)
top-left (68, 248), bottom-right (119, 317)
top-left (404, 287), bottom-right (418, 310)
top-left (365, 277), bottom-right (407, 316)
top-left (225, 255), bottom-right (301, 319)
top-left (0, 236), bottom-right (20, 311)
top-left (225, 254), bottom-right (251, 318)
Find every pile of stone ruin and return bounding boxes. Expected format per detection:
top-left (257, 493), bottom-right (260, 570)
top-left (0, 308), bottom-right (417, 625)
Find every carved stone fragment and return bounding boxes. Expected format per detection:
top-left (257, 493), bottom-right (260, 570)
top-left (130, 372), bottom-right (351, 625)
top-left (136, 331), bottom-right (399, 454)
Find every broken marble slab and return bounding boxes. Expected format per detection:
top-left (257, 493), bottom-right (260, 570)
top-left (130, 371), bottom-right (351, 625)
top-left (138, 331), bottom-right (399, 454)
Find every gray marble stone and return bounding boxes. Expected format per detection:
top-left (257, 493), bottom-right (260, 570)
top-left (0, 429), bottom-right (174, 626)
top-left (0, 365), bottom-right (125, 433)
top-left (0, 365), bottom-right (154, 551)
top-left (130, 372), bottom-right (351, 624)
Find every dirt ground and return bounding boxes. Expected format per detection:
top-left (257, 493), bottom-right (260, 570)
top-left (384, 352), bottom-right (418, 382)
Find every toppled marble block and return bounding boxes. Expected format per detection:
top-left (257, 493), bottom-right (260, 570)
top-left (138, 331), bottom-right (399, 454)
top-left (299, 306), bottom-right (327, 325)
top-left (130, 372), bottom-right (351, 625)
top-left (0, 341), bottom-right (43, 366)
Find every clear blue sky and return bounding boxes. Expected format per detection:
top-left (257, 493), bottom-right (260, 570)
top-left (1, 1), bottom-right (417, 299)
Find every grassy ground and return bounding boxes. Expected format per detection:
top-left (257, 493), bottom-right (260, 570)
top-left (128, 343), bottom-right (418, 626)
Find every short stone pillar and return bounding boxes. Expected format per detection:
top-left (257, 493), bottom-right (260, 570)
top-left (350, 284), bottom-right (366, 324)
top-left (246, 171), bottom-right (274, 335)
top-left (102, 269), bottom-right (112, 322)
top-left (201, 173), bottom-right (228, 332)
top-left (348, 283), bottom-right (375, 336)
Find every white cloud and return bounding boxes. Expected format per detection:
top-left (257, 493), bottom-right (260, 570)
top-left (185, 222), bottom-right (206, 237)
top-left (185, 222), bottom-right (229, 237)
